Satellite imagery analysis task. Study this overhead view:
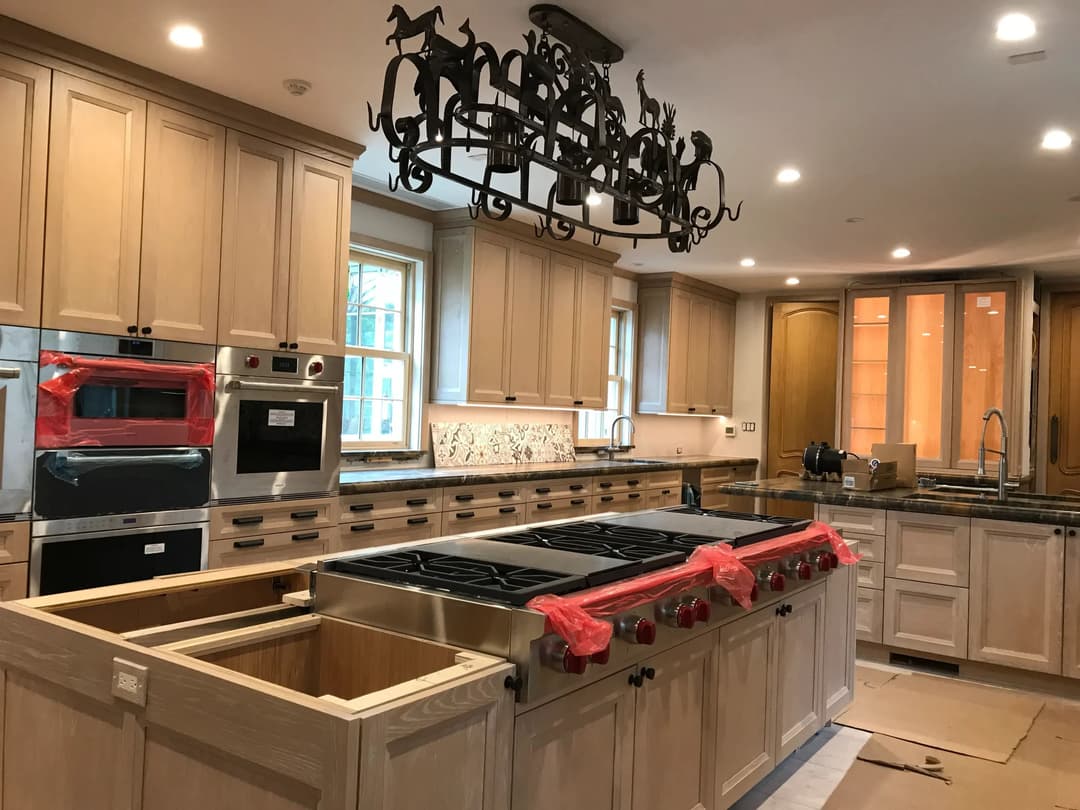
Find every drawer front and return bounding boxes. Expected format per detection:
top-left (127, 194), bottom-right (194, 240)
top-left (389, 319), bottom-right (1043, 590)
top-left (526, 497), bottom-right (591, 522)
top-left (855, 587), bottom-right (883, 643)
top-left (209, 527), bottom-right (333, 568)
top-left (857, 561), bottom-right (885, 590)
top-left (698, 481), bottom-right (733, 510)
top-left (526, 478), bottom-right (592, 502)
top-left (646, 469), bottom-right (683, 490)
top-left (211, 497), bottom-right (336, 541)
top-left (442, 504), bottom-right (525, 535)
top-left (0, 522), bottom-right (30, 565)
top-left (340, 488), bottom-right (442, 523)
top-left (699, 465), bottom-right (756, 486)
top-left (883, 578), bottom-right (969, 659)
top-left (816, 505), bottom-right (886, 537)
top-left (647, 487), bottom-right (682, 510)
top-left (846, 532), bottom-right (884, 563)
top-left (593, 491), bottom-right (649, 513)
top-left (336, 515), bottom-right (441, 552)
top-left (592, 473), bottom-right (649, 494)
top-left (885, 512), bottom-right (970, 587)
top-left (443, 482), bottom-right (526, 510)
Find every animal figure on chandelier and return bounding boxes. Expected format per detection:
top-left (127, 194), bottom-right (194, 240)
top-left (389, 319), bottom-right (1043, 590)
top-left (680, 130), bottom-right (714, 193)
top-left (636, 69), bottom-right (661, 129)
top-left (386, 5), bottom-right (444, 54)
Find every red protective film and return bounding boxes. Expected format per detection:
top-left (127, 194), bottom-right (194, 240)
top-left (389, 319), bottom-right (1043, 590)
top-left (527, 522), bottom-right (857, 656)
top-left (36, 351), bottom-right (216, 448)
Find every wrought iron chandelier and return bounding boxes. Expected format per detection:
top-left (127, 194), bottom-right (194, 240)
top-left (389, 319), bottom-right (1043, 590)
top-left (369, 4), bottom-right (742, 253)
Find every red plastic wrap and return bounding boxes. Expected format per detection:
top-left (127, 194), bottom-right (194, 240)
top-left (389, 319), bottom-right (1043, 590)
top-left (526, 522), bottom-right (857, 656)
top-left (36, 351), bottom-right (216, 448)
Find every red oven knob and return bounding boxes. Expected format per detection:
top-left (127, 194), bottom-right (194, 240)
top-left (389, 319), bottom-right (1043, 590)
top-left (815, 552), bottom-right (833, 572)
top-left (618, 616), bottom-right (657, 645)
top-left (797, 561), bottom-right (813, 580)
top-left (769, 572), bottom-right (787, 592)
top-left (563, 649), bottom-right (589, 675)
top-left (542, 638), bottom-right (589, 675)
top-left (750, 583), bottom-right (760, 602)
top-left (309, 360), bottom-right (324, 375)
top-left (245, 355), bottom-right (260, 369)
top-left (659, 601), bottom-right (696, 629)
top-left (828, 552), bottom-right (840, 569)
top-left (691, 598), bottom-right (711, 623)
top-left (590, 646), bottom-right (611, 665)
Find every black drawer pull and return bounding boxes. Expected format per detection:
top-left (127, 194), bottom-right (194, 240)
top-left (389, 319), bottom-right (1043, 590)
top-left (407, 517), bottom-right (429, 526)
top-left (573, 400), bottom-right (584, 406)
top-left (292, 531), bottom-right (320, 542)
top-left (232, 516), bottom-right (264, 526)
top-left (601, 495), bottom-right (614, 503)
top-left (536, 487), bottom-right (551, 495)
top-left (456, 511), bottom-right (475, 519)
top-left (569, 484), bottom-right (585, 491)
top-left (536, 502), bottom-right (553, 510)
top-left (688, 407), bottom-right (697, 413)
top-left (627, 479), bottom-right (640, 486)
top-left (599, 482), bottom-right (613, 489)
top-left (350, 503), bottom-right (375, 512)
top-left (498, 490), bottom-right (515, 498)
top-left (661, 489), bottom-right (671, 495)
top-left (629, 492), bottom-right (641, 500)
top-left (455, 494), bottom-right (475, 502)
top-left (291, 510), bottom-right (318, 520)
top-left (406, 498), bottom-right (428, 506)
top-left (505, 396), bottom-right (517, 402)
top-left (571, 498), bottom-right (586, 506)
top-left (499, 506), bottom-right (517, 514)
top-left (233, 538), bottom-right (265, 549)
top-left (351, 523), bottom-right (376, 532)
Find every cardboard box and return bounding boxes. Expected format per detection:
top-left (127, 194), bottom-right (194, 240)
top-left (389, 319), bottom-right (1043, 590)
top-left (871, 442), bottom-right (917, 487)
top-left (842, 459), bottom-right (897, 491)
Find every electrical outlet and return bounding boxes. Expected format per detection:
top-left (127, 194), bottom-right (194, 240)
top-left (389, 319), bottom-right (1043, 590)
top-left (112, 658), bottom-right (148, 706)
top-left (744, 422), bottom-right (757, 433)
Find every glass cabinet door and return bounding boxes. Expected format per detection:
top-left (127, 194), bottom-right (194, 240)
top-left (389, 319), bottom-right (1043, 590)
top-left (955, 285), bottom-right (1013, 466)
top-left (845, 294), bottom-right (892, 456)
top-left (901, 289), bottom-right (953, 467)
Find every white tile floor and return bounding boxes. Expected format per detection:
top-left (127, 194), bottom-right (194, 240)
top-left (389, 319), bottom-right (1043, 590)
top-left (730, 724), bottom-right (872, 810)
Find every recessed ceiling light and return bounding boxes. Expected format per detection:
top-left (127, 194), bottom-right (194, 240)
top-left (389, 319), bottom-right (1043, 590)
top-left (585, 190), bottom-right (603, 207)
top-left (776, 167), bottom-right (801, 184)
top-left (996, 12), bottom-right (1036, 42)
top-left (740, 257), bottom-right (756, 268)
top-left (891, 246), bottom-right (911, 259)
top-left (785, 276), bottom-right (800, 286)
top-left (1042, 129), bottom-right (1073, 151)
top-left (168, 24), bottom-right (203, 49)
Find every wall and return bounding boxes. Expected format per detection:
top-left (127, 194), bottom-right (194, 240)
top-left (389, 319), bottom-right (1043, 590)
top-left (350, 200), bottom-right (433, 252)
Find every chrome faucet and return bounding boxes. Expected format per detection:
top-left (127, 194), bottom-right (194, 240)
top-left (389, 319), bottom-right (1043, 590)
top-left (977, 407), bottom-right (1009, 501)
top-left (602, 416), bottom-right (636, 459)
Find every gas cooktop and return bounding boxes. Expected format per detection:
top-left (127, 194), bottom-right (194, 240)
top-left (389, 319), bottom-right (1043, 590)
top-left (604, 507), bottom-right (811, 546)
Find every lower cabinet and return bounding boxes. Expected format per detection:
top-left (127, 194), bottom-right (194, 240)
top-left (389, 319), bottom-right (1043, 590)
top-left (775, 584), bottom-right (827, 761)
top-left (823, 539), bottom-right (857, 717)
top-left (334, 514), bottom-right (440, 552)
top-left (883, 577), bottom-right (968, 659)
top-left (855, 587), bottom-right (884, 643)
top-left (1065, 533), bottom-right (1080, 680)
top-left (208, 527), bottom-right (334, 568)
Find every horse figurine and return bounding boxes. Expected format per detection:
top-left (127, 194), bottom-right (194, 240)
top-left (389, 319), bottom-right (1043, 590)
top-left (636, 69), bottom-right (661, 129)
top-left (386, 5), bottom-right (444, 54)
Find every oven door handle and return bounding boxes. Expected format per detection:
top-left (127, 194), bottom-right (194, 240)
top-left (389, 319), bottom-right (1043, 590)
top-left (0, 367), bottom-right (21, 379)
top-left (46, 450), bottom-right (205, 485)
top-left (225, 380), bottom-right (340, 395)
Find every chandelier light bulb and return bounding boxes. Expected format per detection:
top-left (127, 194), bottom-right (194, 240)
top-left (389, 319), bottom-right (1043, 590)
top-left (585, 190), bottom-right (603, 207)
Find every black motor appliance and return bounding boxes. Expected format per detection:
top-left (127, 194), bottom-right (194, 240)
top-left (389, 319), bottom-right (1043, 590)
top-left (802, 442), bottom-right (850, 476)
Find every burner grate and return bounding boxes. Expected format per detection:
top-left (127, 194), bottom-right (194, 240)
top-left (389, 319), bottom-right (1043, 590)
top-left (491, 530), bottom-right (685, 571)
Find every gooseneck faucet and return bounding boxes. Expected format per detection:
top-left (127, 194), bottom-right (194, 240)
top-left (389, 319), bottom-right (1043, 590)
top-left (604, 416), bottom-right (636, 459)
top-left (977, 407), bottom-right (1009, 501)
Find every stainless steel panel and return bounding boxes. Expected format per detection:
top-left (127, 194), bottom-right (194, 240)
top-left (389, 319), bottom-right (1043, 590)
top-left (32, 507), bottom-right (210, 537)
top-left (216, 346), bottom-right (344, 381)
top-left (0, 325), bottom-right (40, 362)
top-left (421, 538), bottom-right (634, 578)
top-left (40, 330), bottom-right (215, 363)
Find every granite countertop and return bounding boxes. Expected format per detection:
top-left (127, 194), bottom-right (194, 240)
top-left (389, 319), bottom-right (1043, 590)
top-left (717, 478), bottom-right (1080, 527)
top-left (339, 455), bottom-right (757, 495)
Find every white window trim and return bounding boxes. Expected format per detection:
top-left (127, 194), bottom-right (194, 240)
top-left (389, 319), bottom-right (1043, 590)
top-left (576, 303), bottom-right (635, 446)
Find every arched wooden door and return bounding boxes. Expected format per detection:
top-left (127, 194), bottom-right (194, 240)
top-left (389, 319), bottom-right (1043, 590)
top-left (1047, 292), bottom-right (1080, 496)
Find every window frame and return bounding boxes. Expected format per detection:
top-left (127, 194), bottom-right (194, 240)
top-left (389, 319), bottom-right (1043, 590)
top-left (576, 303), bottom-right (635, 447)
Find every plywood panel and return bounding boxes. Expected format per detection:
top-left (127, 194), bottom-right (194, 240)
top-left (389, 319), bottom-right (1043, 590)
top-left (200, 628), bottom-right (320, 695)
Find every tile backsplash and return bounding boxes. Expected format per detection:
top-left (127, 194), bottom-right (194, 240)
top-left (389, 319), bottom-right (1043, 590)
top-left (430, 422), bottom-right (576, 467)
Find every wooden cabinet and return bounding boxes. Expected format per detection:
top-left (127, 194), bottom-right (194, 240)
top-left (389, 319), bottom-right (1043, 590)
top-left (824, 539), bottom-right (857, 718)
top-left (572, 261), bottom-right (612, 409)
top-left (210, 496), bottom-right (336, 542)
top-left (218, 131), bottom-right (293, 350)
top-left (42, 73), bottom-right (146, 335)
top-left (505, 242), bottom-right (548, 406)
top-left (442, 504), bottom-right (524, 535)
top-left (0, 562), bottom-right (28, 601)
top-left (775, 583), bottom-right (826, 760)
top-left (637, 274), bottom-right (738, 416)
top-left (0, 53), bottom-right (49, 328)
top-left (886, 512), bottom-right (970, 587)
top-left (336, 514), bottom-right (441, 551)
top-left (816, 504), bottom-right (886, 537)
top-left (855, 587), bottom-right (884, 643)
top-left (208, 527), bottom-right (334, 568)
top-left (1065, 532), bottom-right (1080, 680)
top-left (968, 519), bottom-right (1064, 674)
top-left (645, 487), bottom-right (681, 509)
top-left (543, 252), bottom-right (580, 407)
top-left (139, 103), bottom-right (225, 343)
top-left (464, 229), bottom-right (513, 402)
top-left (856, 561), bottom-right (885, 590)
top-left (693, 464), bottom-right (757, 511)
top-left (527, 497), bottom-right (591, 522)
top-left (883, 577), bottom-right (968, 659)
top-left (0, 521), bottom-right (29, 566)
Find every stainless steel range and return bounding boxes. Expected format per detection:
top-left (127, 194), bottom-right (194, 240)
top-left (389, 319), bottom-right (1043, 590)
top-left (314, 507), bottom-right (836, 703)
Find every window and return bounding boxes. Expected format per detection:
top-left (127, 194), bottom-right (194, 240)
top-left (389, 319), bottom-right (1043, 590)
top-left (343, 250), bottom-right (414, 449)
top-left (578, 307), bottom-right (633, 444)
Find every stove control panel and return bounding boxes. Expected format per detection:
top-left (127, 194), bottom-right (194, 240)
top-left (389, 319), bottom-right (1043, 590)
top-left (657, 597), bottom-right (710, 629)
top-left (616, 615), bottom-right (657, 645)
top-left (540, 637), bottom-right (589, 675)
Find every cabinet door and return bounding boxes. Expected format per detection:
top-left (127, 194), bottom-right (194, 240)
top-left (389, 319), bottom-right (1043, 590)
top-left (467, 231), bottom-right (512, 403)
top-left (1065, 533), bottom-right (1080, 680)
top-left (512, 669), bottom-right (635, 810)
top-left (885, 511), bottom-right (970, 587)
top-left (287, 152), bottom-right (351, 354)
top-left (632, 634), bottom-right (717, 810)
top-left (543, 252), bottom-right (580, 407)
top-left (883, 577), bottom-right (968, 658)
top-left (505, 242), bottom-right (547, 405)
top-left (775, 582), bottom-right (826, 761)
top-left (359, 662), bottom-right (514, 810)
top-left (706, 299), bottom-right (736, 415)
top-left (218, 131), bottom-right (292, 350)
top-left (664, 290), bottom-right (692, 413)
top-left (855, 587), bottom-right (883, 643)
top-left (139, 104), bottom-right (225, 343)
top-left (43, 73), bottom-right (145, 335)
top-left (0, 54), bottom-right (49, 328)
top-left (686, 296), bottom-right (712, 412)
top-left (969, 519), bottom-right (1064, 674)
top-left (573, 262), bottom-right (611, 409)
top-left (823, 541), bottom-right (857, 718)
top-left (715, 609), bottom-right (777, 809)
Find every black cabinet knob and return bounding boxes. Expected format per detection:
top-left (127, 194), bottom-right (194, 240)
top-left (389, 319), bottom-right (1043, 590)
top-left (1070, 529), bottom-right (1077, 538)
top-left (642, 666), bottom-right (656, 681)
top-left (279, 342), bottom-right (288, 349)
top-left (505, 396), bottom-right (517, 402)
top-left (127, 325), bottom-right (138, 334)
top-left (288, 342), bottom-right (298, 350)
top-left (573, 400), bottom-right (584, 406)
top-left (141, 326), bottom-right (152, 336)
top-left (1055, 528), bottom-right (1063, 536)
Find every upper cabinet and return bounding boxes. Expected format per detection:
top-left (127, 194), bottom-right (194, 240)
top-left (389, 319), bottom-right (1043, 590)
top-left (431, 224), bottom-right (614, 408)
top-left (0, 53), bottom-right (49, 328)
top-left (636, 273), bottom-right (737, 416)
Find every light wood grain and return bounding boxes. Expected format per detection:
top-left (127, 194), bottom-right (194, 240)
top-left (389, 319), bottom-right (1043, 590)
top-left (339, 487), bottom-right (443, 522)
top-left (844, 531), bottom-right (884, 563)
top-left (666, 288), bottom-right (693, 412)
top-left (883, 577), bottom-right (968, 659)
top-left (441, 504), bottom-right (524, 535)
top-left (525, 477), bottom-right (593, 501)
top-left (443, 481), bottom-right (525, 510)
top-left (856, 560), bottom-right (885, 590)
top-left (1065, 533), bottom-right (1080, 680)
top-left (855, 586), bottom-right (884, 643)
top-left (0, 52), bottom-right (48, 328)
top-left (885, 511), bottom-right (971, 587)
top-left (198, 623), bottom-right (321, 696)
top-left (707, 299), bottom-right (737, 415)
top-left (161, 614), bottom-right (321, 657)
top-left (526, 497), bottom-right (591, 522)
top-left (824, 539), bottom-right (858, 718)
top-left (208, 527), bottom-right (333, 569)
top-left (573, 262), bottom-right (612, 409)
top-left (466, 230), bottom-right (513, 403)
top-left (816, 504), bottom-right (886, 536)
top-left (686, 295), bottom-right (713, 412)
top-left (334, 515), bottom-right (440, 552)
top-left (645, 487), bottom-right (681, 509)
top-left (1046, 292), bottom-right (1080, 494)
top-left (506, 241), bottom-right (548, 405)
top-left (592, 491), bottom-right (650, 513)
top-left (430, 228), bottom-right (474, 402)
top-left (775, 581), bottom-right (826, 760)
top-left (0, 521), bottom-right (28, 565)
top-left (0, 562), bottom-right (27, 601)
top-left (211, 496), bottom-right (336, 541)
top-left (543, 251), bottom-right (580, 407)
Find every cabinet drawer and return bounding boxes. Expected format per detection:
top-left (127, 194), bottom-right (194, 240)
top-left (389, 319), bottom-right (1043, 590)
top-left (646, 469), bottom-right (683, 490)
top-left (442, 504), bottom-right (525, 535)
top-left (525, 478), bottom-right (592, 502)
top-left (816, 505), bottom-right (885, 537)
top-left (443, 482), bottom-right (525, 510)
top-left (0, 522), bottom-right (30, 565)
top-left (340, 488), bottom-right (442, 523)
top-left (209, 527), bottom-right (333, 568)
top-left (592, 473), bottom-right (649, 494)
top-left (699, 465), bottom-right (754, 486)
top-left (593, 491), bottom-right (648, 513)
top-left (883, 578), bottom-right (968, 659)
top-left (855, 587), bottom-right (883, 643)
top-left (647, 487), bottom-right (682, 510)
top-left (526, 497), bottom-right (591, 522)
top-left (857, 561), bottom-right (885, 590)
top-left (336, 514), bottom-right (440, 552)
top-left (846, 532), bottom-right (884, 563)
top-left (886, 512), bottom-right (970, 587)
top-left (211, 497), bottom-right (336, 541)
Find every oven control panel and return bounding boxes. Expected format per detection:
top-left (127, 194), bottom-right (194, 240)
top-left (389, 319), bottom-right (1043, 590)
top-left (218, 346), bottom-right (343, 383)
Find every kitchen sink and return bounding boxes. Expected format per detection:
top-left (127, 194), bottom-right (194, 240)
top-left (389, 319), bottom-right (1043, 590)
top-left (904, 489), bottom-right (1080, 508)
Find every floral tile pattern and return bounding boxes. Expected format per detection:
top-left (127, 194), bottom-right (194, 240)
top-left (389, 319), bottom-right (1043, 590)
top-left (430, 422), bottom-right (577, 467)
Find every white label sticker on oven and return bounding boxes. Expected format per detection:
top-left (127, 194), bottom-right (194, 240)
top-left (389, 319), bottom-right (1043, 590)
top-left (976, 295), bottom-right (992, 308)
top-left (268, 408), bottom-right (296, 427)
top-left (144, 543), bottom-right (166, 556)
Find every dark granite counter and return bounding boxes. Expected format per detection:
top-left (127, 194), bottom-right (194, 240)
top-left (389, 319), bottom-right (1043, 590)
top-left (717, 478), bottom-right (1080, 527)
top-left (340, 456), bottom-right (757, 495)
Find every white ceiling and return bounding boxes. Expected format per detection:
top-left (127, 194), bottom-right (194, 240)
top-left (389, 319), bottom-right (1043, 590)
top-left (4, 0), bottom-right (1080, 292)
